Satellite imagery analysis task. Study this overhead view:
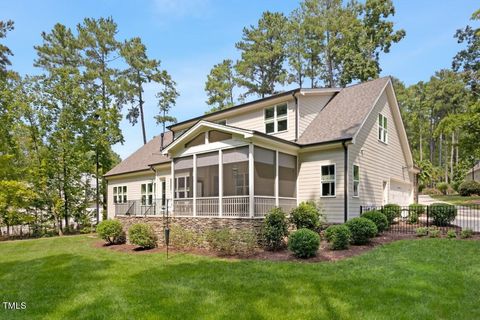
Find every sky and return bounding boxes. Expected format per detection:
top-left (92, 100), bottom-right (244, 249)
top-left (1, 0), bottom-right (478, 160)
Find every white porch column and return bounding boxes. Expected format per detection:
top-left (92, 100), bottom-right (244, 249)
top-left (249, 144), bottom-right (255, 218)
top-left (171, 160), bottom-right (175, 214)
top-left (218, 149), bottom-right (223, 217)
top-left (193, 154), bottom-right (197, 217)
top-left (275, 150), bottom-right (279, 207)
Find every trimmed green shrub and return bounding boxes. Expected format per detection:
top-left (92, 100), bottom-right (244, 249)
top-left (382, 204), bottom-right (401, 225)
top-left (233, 230), bottom-right (258, 255)
top-left (436, 182), bottom-right (449, 195)
top-left (430, 203), bottom-right (457, 226)
top-left (263, 207), bottom-right (289, 251)
top-left (408, 204), bottom-right (425, 224)
top-left (345, 217), bottom-right (377, 245)
top-left (324, 224), bottom-right (351, 250)
top-left (416, 227), bottom-right (428, 237)
top-left (458, 180), bottom-right (480, 196)
top-left (362, 210), bottom-right (388, 234)
top-left (461, 229), bottom-right (474, 239)
top-left (129, 223), bottom-right (158, 249)
top-left (288, 228), bottom-right (320, 258)
top-left (290, 201), bottom-right (324, 231)
top-left (170, 224), bottom-right (205, 249)
top-left (206, 228), bottom-right (234, 255)
top-left (422, 187), bottom-right (442, 195)
top-left (96, 219), bottom-right (124, 245)
top-left (428, 228), bottom-right (440, 238)
top-left (446, 230), bottom-right (457, 239)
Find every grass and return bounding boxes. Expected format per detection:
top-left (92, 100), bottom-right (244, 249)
top-left (1, 235), bottom-right (480, 319)
top-left (430, 194), bottom-right (480, 206)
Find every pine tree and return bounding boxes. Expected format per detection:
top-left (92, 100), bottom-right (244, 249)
top-left (205, 59), bottom-right (236, 112)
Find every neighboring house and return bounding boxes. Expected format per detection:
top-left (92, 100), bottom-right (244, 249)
top-left (105, 77), bottom-right (417, 226)
top-left (465, 162), bottom-right (480, 182)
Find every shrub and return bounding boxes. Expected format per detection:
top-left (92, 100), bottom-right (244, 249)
top-left (430, 203), bottom-right (457, 226)
top-left (345, 217), bottom-right (377, 245)
top-left (96, 219), bottom-right (124, 245)
top-left (289, 201), bottom-right (324, 231)
top-left (129, 223), bottom-right (158, 249)
top-left (80, 226), bottom-right (95, 234)
top-left (233, 230), bottom-right (258, 255)
top-left (324, 225), bottom-right (351, 250)
top-left (428, 227), bottom-right (440, 238)
top-left (288, 228), bottom-right (320, 258)
top-left (382, 204), bottom-right (401, 225)
top-left (422, 187), bottom-right (442, 195)
top-left (361, 210), bottom-right (388, 234)
top-left (408, 204), bottom-right (425, 224)
top-left (461, 229), bottom-right (474, 239)
top-left (170, 224), bottom-right (204, 249)
top-left (436, 182), bottom-right (449, 195)
top-left (416, 227), bottom-right (428, 237)
top-left (446, 230), bottom-right (457, 239)
top-left (263, 208), bottom-right (289, 251)
top-left (458, 180), bottom-right (480, 196)
top-left (206, 228), bottom-right (258, 256)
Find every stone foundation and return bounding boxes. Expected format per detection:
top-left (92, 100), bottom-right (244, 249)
top-left (116, 216), bottom-right (264, 249)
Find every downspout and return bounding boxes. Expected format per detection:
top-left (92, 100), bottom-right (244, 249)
top-left (342, 141), bottom-right (349, 223)
top-left (293, 92), bottom-right (299, 142)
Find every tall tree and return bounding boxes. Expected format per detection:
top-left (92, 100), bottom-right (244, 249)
top-left (121, 37), bottom-right (175, 144)
top-left (155, 73), bottom-right (178, 133)
top-left (205, 59), bottom-right (236, 112)
top-left (235, 11), bottom-right (288, 98)
top-left (0, 20), bottom-right (14, 73)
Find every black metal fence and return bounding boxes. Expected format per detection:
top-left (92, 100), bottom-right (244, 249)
top-left (360, 204), bottom-right (480, 234)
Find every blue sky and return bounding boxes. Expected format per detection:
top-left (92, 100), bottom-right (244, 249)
top-left (1, 0), bottom-right (477, 160)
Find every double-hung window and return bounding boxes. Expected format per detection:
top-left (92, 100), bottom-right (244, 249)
top-left (141, 183), bottom-right (155, 205)
top-left (378, 114), bottom-right (388, 143)
top-left (353, 165), bottom-right (360, 197)
top-left (113, 186), bottom-right (127, 204)
top-left (175, 176), bottom-right (190, 198)
top-left (321, 165), bottom-right (336, 197)
top-left (265, 104), bottom-right (288, 134)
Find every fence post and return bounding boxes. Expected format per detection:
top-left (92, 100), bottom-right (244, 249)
top-left (426, 205), bottom-right (429, 229)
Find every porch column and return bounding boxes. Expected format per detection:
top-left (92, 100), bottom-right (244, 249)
top-left (171, 160), bottom-right (175, 214)
top-left (249, 144), bottom-right (254, 218)
top-left (218, 149), bottom-right (223, 217)
top-left (193, 154), bottom-right (197, 217)
top-left (275, 150), bottom-right (279, 207)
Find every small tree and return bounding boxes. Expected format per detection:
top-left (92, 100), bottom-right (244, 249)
top-left (263, 207), bottom-right (289, 251)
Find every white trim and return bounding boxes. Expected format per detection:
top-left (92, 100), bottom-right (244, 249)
top-left (378, 113), bottom-right (388, 144)
top-left (264, 103), bottom-right (288, 135)
top-left (193, 154), bottom-right (197, 217)
top-left (352, 164), bottom-right (360, 198)
top-left (218, 149), bottom-right (223, 217)
top-left (248, 143), bottom-right (254, 217)
top-left (320, 163), bottom-right (336, 198)
top-left (275, 150), bottom-right (279, 207)
top-left (113, 185), bottom-right (128, 204)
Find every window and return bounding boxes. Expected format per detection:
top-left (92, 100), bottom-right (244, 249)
top-left (174, 156), bottom-right (193, 198)
top-left (196, 152), bottom-right (219, 197)
top-left (254, 147), bottom-right (275, 196)
top-left (279, 153), bottom-right (297, 198)
top-left (141, 183), bottom-right (155, 205)
top-left (185, 132), bottom-right (206, 148)
top-left (209, 130), bottom-right (232, 143)
top-left (378, 114), bottom-right (388, 143)
top-left (321, 165), bottom-right (336, 197)
top-left (113, 186), bottom-right (127, 204)
top-left (264, 104), bottom-right (288, 134)
top-left (353, 165), bottom-right (360, 197)
top-left (161, 179), bottom-right (166, 207)
top-left (223, 146), bottom-right (249, 196)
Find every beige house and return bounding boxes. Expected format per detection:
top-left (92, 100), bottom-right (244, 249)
top-left (105, 77), bottom-right (417, 224)
top-left (465, 162), bottom-right (480, 182)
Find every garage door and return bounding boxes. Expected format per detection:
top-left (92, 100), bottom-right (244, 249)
top-left (389, 180), bottom-right (412, 206)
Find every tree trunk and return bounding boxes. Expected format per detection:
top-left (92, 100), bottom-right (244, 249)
top-left (450, 133), bottom-right (454, 182)
top-left (138, 71), bottom-right (147, 145)
top-left (438, 134), bottom-right (443, 167)
top-left (419, 130), bottom-right (423, 162)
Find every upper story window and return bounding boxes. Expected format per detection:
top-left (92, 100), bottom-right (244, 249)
top-left (113, 186), bottom-right (127, 204)
top-left (321, 164), bottom-right (336, 197)
top-left (378, 114), bottom-right (388, 143)
top-left (208, 130), bottom-right (232, 143)
top-left (265, 104), bottom-right (288, 134)
top-left (185, 132), bottom-right (206, 148)
top-left (353, 165), bottom-right (360, 197)
top-left (141, 183), bottom-right (155, 205)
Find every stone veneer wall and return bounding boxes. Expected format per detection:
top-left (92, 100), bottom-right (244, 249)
top-left (116, 216), bottom-right (264, 249)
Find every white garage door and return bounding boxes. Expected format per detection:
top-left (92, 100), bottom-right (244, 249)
top-left (389, 180), bottom-right (412, 206)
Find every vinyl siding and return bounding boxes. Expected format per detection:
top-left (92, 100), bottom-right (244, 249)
top-left (227, 99), bottom-right (296, 141)
top-left (348, 90), bottom-right (414, 216)
top-left (298, 94), bottom-right (333, 137)
top-left (297, 148), bottom-right (345, 223)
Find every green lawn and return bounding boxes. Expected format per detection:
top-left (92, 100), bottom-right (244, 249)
top-left (431, 194), bottom-right (480, 206)
top-left (1, 236), bottom-right (480, 319)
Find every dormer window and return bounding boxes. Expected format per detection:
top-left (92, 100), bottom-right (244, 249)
top-left (378, 114), bottom-right (388, 143)
top-left (265, 104), bottom-right (288, 134)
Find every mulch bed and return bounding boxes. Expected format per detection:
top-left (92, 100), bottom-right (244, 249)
top-left (93, 232), bottom-right (419, 262)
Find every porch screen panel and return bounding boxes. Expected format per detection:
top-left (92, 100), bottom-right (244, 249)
top-left (254, 147), bottom-right (275, 196)
top-left (174, 156), bottom-right (193, 198)
top-left (196, 152), bottom-right (219, 197)
top-left (279, 152), bottom-right (297, 197)
top-left (223, 146), bottom-right (249, 196)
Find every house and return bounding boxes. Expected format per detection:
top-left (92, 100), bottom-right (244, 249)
top-left (105, 77), bottom-right (417, 233)
top-left (465, 162), bottom-right (480, 182)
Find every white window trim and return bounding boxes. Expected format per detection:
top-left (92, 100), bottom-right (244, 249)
top-left (141, 182), bottom-right (156, 205)
top-left (113, 185), bottom-right (127, 204)
top-left (320, 164), bottom-right (336, 198)
top-left (265, 104), bottom-right (288, 134)
top-left (174, 175), bottom-right (191, 199)
top-left (378, 113), bottom-right (388, 144)
top-left (353, 165), bottom-right (360, 198)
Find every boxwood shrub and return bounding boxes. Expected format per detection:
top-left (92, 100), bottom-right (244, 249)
top-left (290, 201), bottom-right (324, 231)
top-left (461, 229), bottom-right (474, 239)
top-left (382, 204), bottom-right (401, 225)
top-left (288, 228), bottom-right (320, 258)
top-left (345, 217), bottom-right (377, 245)
top-left (361, 210), bottom-right (388, 234)
top-left (129, 223), bottom-right (158, 249)
top-left (408, 204), bottom-right (426, 224)
top-left (324, 224), bottom-right (351, 250)
top-left (430, 203), bottom-right (457, 226)
top-left (96, 219), bottom-right (125, 245)
top-left (263, 207), bottom-right (289, 251)
top-left (458, 180), bottom-right (480, 196)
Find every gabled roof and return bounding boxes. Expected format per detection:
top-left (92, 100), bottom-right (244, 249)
top-left (297, 77), bottom-right (390, 145)
top-left (104, 131), bottom-right (173, 177)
